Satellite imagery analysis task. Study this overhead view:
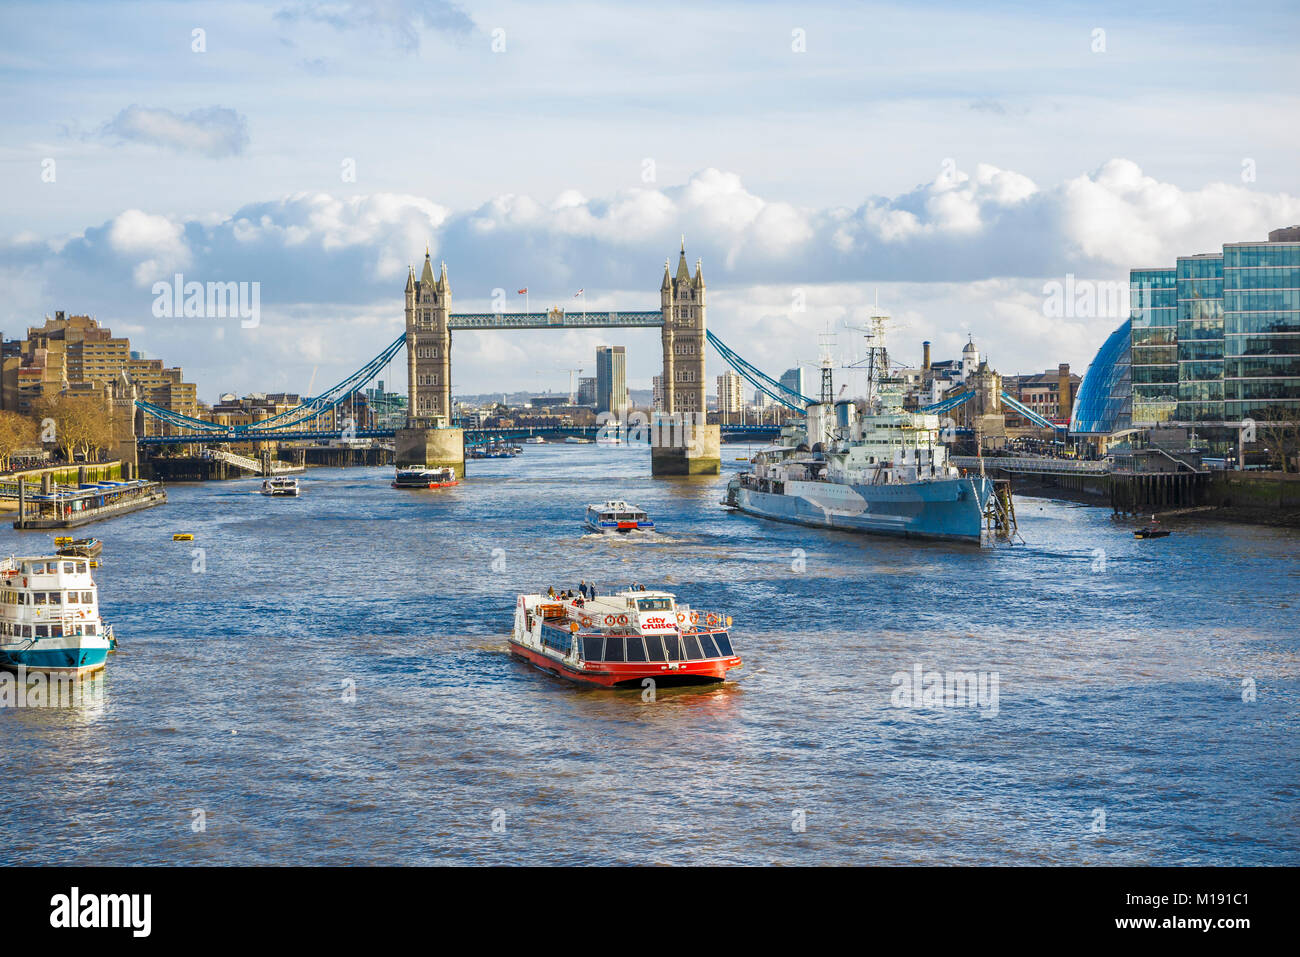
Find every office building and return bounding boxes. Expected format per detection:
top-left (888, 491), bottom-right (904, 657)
top-left (595, 345), bottom-right (627, 416)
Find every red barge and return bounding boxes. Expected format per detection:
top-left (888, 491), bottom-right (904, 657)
top-left (510, 589), bottom-right (741, 688)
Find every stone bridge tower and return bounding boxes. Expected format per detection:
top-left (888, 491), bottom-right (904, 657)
top-left (405, 250), bottom-right (452, 427)
top-left (660, 239), bottom-right (706, 415)
top-left (396, 250), bottom-right (463, 475)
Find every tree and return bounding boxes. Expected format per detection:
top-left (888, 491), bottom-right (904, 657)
top-left (34, 393), bottom-right (115, 464)
top-left (0, 411), bottom-right (39, 473)
top-left (1250, 405), bottom-right (1299, 474)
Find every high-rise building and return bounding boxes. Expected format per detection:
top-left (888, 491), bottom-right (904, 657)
top-left (595, 345), bottom-right (627, 416)
top-left (577, 376), bottom-right (597, 407)
top-left (1086, 225), bottom-right (1300, 450)
top-left (779, 367), bottom-right (806, 402)
top-left (716, 371), bottom-right (743, 417)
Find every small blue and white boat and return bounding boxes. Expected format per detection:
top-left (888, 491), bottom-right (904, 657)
top-left (0, 555), bottom-right (115, 676)
top-left (584, 500), bottom-right (655, 534)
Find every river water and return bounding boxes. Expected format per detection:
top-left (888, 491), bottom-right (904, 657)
top-left (0, 445), bottom-right (1296, 865)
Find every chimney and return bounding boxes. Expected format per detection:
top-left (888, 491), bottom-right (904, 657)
top-left (1058, 363), bottom-right (1071, 421)
top-left (922, 341), bottom-right (931, 371)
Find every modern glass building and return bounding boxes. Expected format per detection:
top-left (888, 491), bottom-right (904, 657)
top-left (1175, 253), bottom-right (1224, 424)
top-left (1069, 318), bottom-right (1132, 436)
top-left (1129, 267), bottom-right (1177, 425)
top-left (1223, 230), bottom-right (1300, 424)
top-left (595, 345), bottom-right (627, 415)
top-left (1103, 226), bottom-right (1300, 451)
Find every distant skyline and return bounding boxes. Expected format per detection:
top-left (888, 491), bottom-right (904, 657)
top-left (2, 0), bottom-right (1298, 402)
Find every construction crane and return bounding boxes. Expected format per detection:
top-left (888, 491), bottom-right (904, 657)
top-left (558, 366), bottom-right (583, 404)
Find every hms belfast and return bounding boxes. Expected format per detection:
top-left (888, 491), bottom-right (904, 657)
top-left (723, 315), bottom-right (999, 544)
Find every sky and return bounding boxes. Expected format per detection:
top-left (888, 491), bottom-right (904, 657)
top-left (1, 0), bottom-right (1298, 403)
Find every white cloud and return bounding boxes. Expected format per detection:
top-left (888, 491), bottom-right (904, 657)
top-left (102, 105), bottom-right (250, 158)
top-left (5, 160), bottom-right (1298, 397)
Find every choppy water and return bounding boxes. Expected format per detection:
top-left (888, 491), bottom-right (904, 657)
top-left (0, 446), bottom-right (1296, 865)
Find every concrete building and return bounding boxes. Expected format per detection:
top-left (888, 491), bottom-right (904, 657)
top-left (595, 345), bottom-right (627, 416)
top-left (577, 376), bottom-right (597, 407)
top-left (0, 312), bottom-right (198, 437)
top-left (716, 371), bottom-right (743, 419)
top-left (1003, 364), bottom-right (1080, 426)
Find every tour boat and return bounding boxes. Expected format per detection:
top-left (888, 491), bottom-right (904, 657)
top-left (54, 537), bottom-right (102, 558)
top-left (510, 588), bottom-right (741, 687)
top-left (525, 436), bottom-right (546, 444)
top-left (585, 500), bottom-right (655, 533)
top-left (261, 477), bottom-right (300, 497)
top-left (0, 555), bottom-right (116, 676)
top-left (392, 466), bottom-right (459, 489)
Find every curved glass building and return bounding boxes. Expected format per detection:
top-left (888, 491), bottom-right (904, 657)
top-left (1070, 318), bottom-right (1132, 435)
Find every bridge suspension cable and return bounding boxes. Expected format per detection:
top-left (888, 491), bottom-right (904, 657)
top-left (706, 330), bottom-right (813, 413)
top-left (135, 331), bottom-right (407, 437)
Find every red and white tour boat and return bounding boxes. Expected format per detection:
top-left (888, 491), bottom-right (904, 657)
top-left (510, 588), bottom-right (741, 687)
top-left (392, 466), bottom-right (459, 489)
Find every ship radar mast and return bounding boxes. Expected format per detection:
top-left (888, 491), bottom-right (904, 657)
top-left (843, 293), bottom-right (902, 411)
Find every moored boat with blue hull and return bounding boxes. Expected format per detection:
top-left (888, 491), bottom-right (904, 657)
top-left (0, 555), bottom-right (115, 676)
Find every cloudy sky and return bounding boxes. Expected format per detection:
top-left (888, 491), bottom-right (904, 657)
top-left (2, 0), bottom-right (1298, 402)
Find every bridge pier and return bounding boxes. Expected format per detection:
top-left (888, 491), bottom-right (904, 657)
top-left (396, 426), bottom-right (465, 478)
top-left (649, 416), bottom-right (720, 476)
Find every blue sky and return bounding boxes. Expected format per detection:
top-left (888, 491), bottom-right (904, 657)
top-left (1, 0), bottom-right (1298, 400)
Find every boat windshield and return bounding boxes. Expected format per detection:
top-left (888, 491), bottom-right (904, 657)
top-left (636, 598), bottom-right (672, 611)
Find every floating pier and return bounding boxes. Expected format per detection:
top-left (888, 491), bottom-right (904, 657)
top-left (11, 476), bottom-right (167, 529)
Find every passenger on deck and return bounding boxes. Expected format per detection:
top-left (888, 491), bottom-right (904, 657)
top-left (547, 586), bottom-right (556, 599)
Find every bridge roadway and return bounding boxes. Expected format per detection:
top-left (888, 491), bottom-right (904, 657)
top-left (950, 456), bottom-right (1109, 475)
top-left (137, 423), bottom-right (784, 446)
top-left (447, 310), bottom-right (664, 330)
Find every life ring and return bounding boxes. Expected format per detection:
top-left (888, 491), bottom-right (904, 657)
top-left (676, 612), bottom-right (685, 623)
top-left (604, 615), bottom-right (616, 626)
top-left (618, 615), bottom-right (628, 626)
top-left (581, 616), bottom-right (592, 628)
top-left (706, 613), bottom-right (719, 627)
top-left (689, 611), bottom-right (699, 624)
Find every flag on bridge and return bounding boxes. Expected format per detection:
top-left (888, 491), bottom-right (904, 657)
top-left (517, 287), bottom-right (527, 294)
top-left (574, 288), bottom-right (583, 297)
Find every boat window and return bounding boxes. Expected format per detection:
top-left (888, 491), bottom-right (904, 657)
top-left (603, 636), bottom-right (625, 663)
top-left (51, 625), bottom-right (62, 637)
top-left (581, 637), bottom-right (603, 662)
top-left (713, 633), bottom-right (734, 657)
top-left (636, 598), bottom-right (672, 612)
top-left (35, 625), bottom-right (48, 637)
top-left (76, 563), bottom-right (87, 573)
top-left (63, 562), bottom-right (75, 573)
top-left (662, 635), bottom-right (680, 661)
top-left (82, 592), bottom-right (93, 603)
top-left (684, 636), bottom-right (704, 661)
top-left (644, 635), bottom-right (665, 662)
top-left (49, 592), bottom-right (62, 604)
top-left (34, 592), bottom-right (47, 605)
top-left (68, 592), bottom-right (80, 603)
top-left (86, 624), bottom-right (96, 635)
top-left (698, 633), bottom-right (719, 658)
top-left (625, 636), bottom-right (646, 662)
top-left (20, 625), bottom-right (30, 637)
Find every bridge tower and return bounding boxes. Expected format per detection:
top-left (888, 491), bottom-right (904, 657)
top-left (660, 238), bottom-right (706, 415)
top-left (652, 239), bottom-right (720, 475)
top-left (405, 250), bottom-right (452, 426)
top-left (396, 250), bottom-right (464, 474)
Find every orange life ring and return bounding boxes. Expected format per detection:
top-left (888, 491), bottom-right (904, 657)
top-left (581, 616), bottom-right (592, 628)
top-left (676, 612), bottom-right (685, 623)
top-left (604, 615), bottom-right (616, 626)
top-left (689, 611), bottom-right (699, 624)
top-left (618, 615), bottom-right (628, 626)
top-left (706, 613), bottom-right (719, 627)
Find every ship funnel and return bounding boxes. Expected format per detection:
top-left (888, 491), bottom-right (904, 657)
top-left (835, 398), bottom-right (857, 439)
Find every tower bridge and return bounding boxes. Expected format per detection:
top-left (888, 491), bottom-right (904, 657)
top-left (400, 241), bottom-right (718, 475)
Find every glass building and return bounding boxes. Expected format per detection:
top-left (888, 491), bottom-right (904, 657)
top-left (1105, 226), bottom-right (1300, 451)
top-left (1223, 232), bottom-right (1300, 424)
top-left (1175, 253), bottom-right (1224, 424)
top-left (1129, 267), bottom-right (1177, 425)
top-left (595, 345), bottom-right (627, 415)
top-left (1069, 318), bottom-right (1132, 435)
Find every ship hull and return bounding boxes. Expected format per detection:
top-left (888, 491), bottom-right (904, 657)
top-left (508, 639), bottom-right (736, 687)
top-left (731, 475), bottom-right (992, 544)
top-left (0, 643), bottom-right (110, 676)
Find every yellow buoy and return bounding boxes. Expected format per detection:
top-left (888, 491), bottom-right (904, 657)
top-left (173, 533), bottom-right (194, 541)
